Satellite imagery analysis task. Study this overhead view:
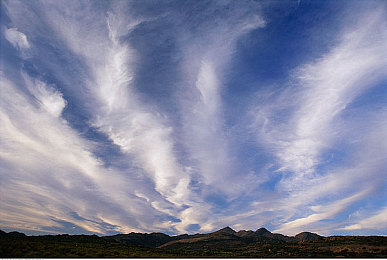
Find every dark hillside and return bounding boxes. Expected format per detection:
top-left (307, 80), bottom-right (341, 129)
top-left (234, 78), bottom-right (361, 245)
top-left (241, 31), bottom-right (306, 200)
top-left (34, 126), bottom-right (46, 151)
top-left (0, 228), bottom-right (386, 257)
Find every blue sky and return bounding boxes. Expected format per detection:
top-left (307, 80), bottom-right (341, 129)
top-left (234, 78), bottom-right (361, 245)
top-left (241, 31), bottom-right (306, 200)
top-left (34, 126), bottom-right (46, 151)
top-left (0, 0), bottom-right (386, 236)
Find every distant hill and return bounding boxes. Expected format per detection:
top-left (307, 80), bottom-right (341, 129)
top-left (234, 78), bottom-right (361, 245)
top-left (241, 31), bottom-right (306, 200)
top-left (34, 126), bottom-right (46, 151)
top-left (104, 232), bottom-right (185, 247)
top-left (295, 231), bottom-right (324, 242)
top-left (0, 230), bottom-right (26, 238)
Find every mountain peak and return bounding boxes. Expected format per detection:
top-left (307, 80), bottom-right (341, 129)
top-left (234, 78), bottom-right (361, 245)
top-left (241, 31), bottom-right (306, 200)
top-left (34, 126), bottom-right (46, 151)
top-left (255, 227), bottom-right (271, 235)
top-left (214, 226), bottom-right (236, 234)
top-left (295, 232), bottom-right (323, 241)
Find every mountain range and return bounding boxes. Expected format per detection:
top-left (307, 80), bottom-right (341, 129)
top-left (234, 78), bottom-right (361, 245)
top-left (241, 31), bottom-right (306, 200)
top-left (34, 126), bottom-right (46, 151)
top-left (1, 226), bottom-right (322, 248)
top-left (1, 227), bottom-right (386, 257)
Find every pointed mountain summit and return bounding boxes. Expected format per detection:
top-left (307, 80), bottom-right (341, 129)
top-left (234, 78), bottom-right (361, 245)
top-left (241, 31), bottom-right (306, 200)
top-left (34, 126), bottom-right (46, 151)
top-left (212, 226), bottom-right (236, 235)
top-left (255, 227), bottom-right (271, 236)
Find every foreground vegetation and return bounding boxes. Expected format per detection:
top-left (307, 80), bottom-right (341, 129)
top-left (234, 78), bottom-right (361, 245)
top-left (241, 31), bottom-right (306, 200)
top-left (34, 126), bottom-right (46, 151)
top-left (0, 235), bottom-right (177, 258)
top-left (1, 234), bottom-right (386, 257)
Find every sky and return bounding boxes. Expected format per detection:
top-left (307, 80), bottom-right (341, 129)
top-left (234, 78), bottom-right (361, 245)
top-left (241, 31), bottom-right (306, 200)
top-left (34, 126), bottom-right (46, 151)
top-left (0, 0), bottom-right (386, 237)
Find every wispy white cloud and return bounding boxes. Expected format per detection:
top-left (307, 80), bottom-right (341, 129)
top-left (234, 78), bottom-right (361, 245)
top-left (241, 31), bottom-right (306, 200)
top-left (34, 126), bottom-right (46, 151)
top-left (18, 0), bottom-right (199, 233)
top-left (91, 13), bottom-right (192, 209)
top-left (341, 208), bottom-right (387, 231)
top-left (177, 3), bottom-right (266, 197)
top-left (247, 7), bottom-right (387, 234)
top-left (256, 10), bottom-right (387, 180)
top-left (23, 74), bottom-right (67, 117)
top-left (2, 0), bottom-right (199, 234)
top-left (4, 27), bottom-right (30, 50)
top-left (274, 189), bottom-right (371, 234)
top-left (0, 72), bottom-right (181, 234)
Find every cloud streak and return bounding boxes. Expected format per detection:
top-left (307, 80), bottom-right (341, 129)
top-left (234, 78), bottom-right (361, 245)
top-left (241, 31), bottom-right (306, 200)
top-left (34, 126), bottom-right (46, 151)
top-left (341, 208), bottom-right (387, 231)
